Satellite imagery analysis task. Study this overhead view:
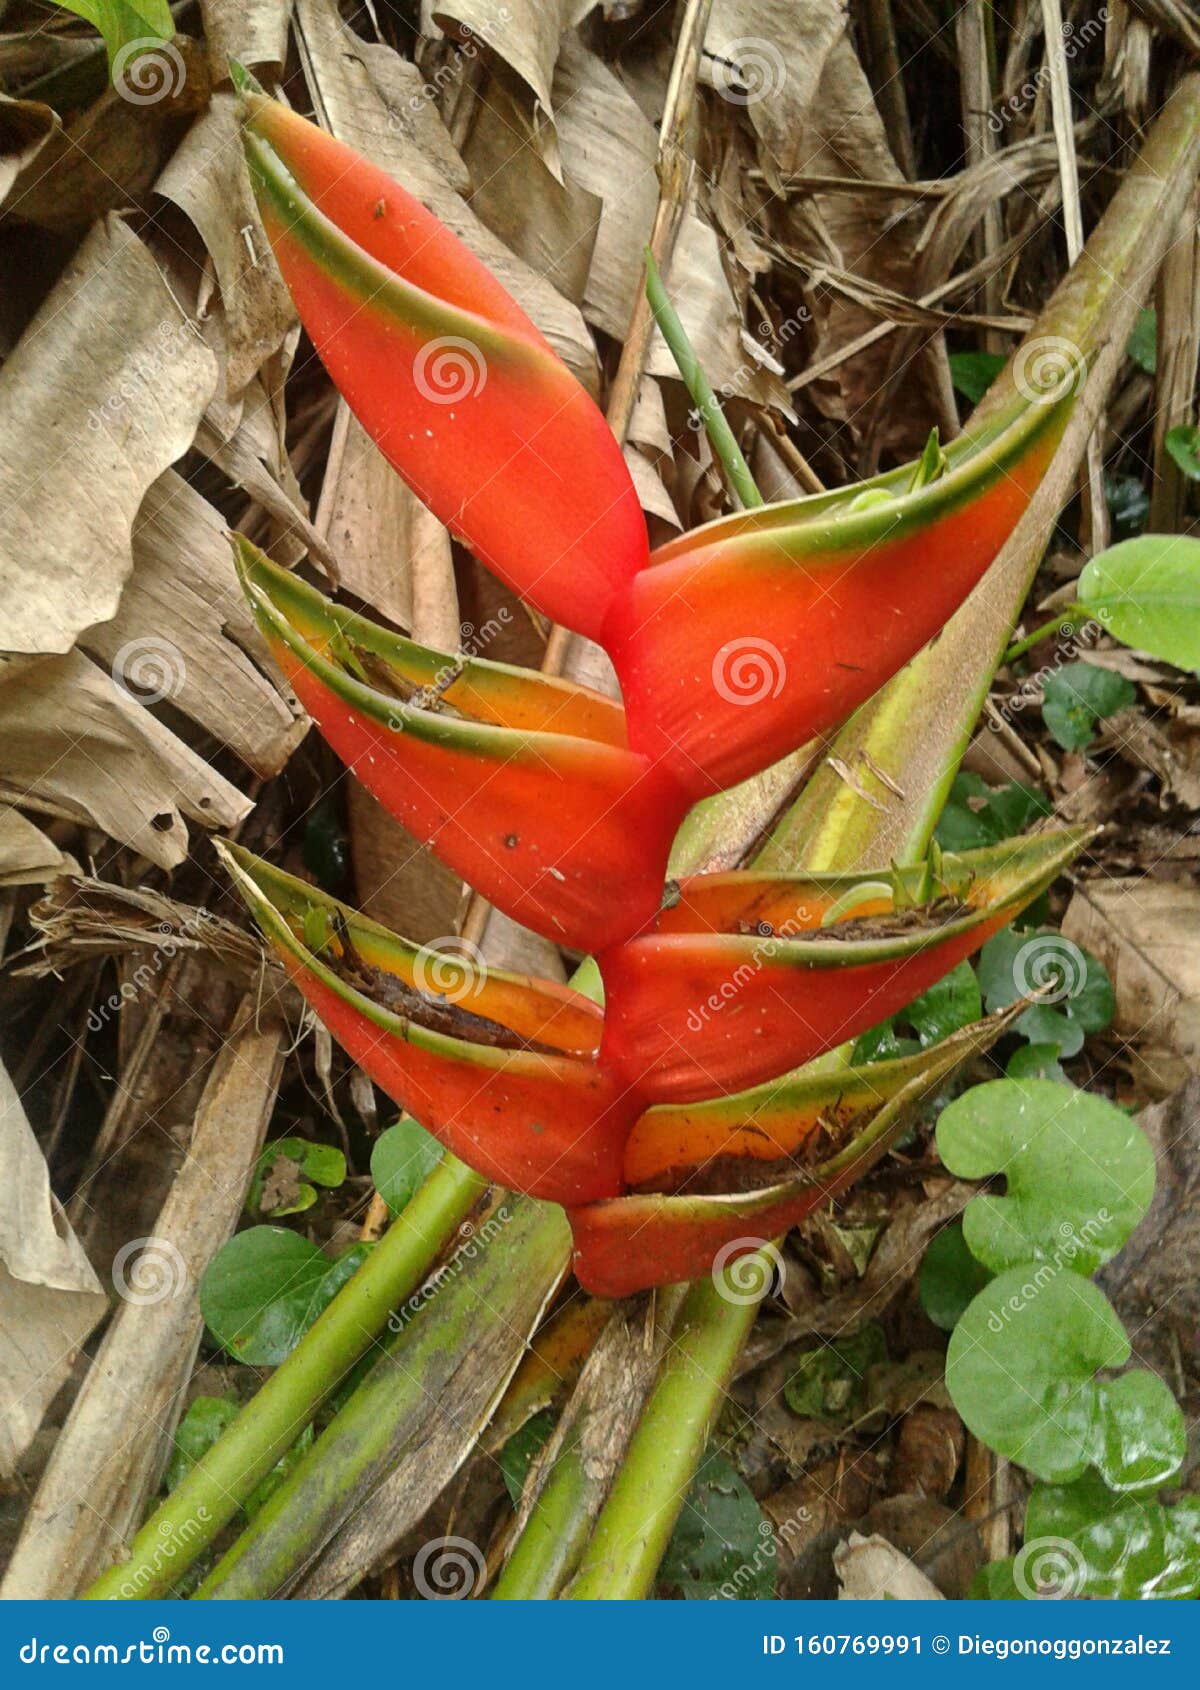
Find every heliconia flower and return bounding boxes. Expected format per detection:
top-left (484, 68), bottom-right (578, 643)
top-left (596, 829), bottom-right (1089, 1102)
top-left (568, 1015), bottom-right (1013, 1297)
top-left (234, 538), bottom-right (689, 954)
top-left (216, 844), bottom-right (636, 1204)
top-left (608, 385), bottom-right (1077, 799)
top-left (233, 74), bottom-right (647, 643)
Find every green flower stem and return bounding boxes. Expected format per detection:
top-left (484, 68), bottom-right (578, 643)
top-left (83, 1156), bottom-right (485, 1599)
top-left (644, 248), bottom-right (764, 510)
top-left (1001, 605), bottom-right (1086, 666)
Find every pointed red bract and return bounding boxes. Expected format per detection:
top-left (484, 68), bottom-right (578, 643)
top-left (240, 95), bottom-right (647, 643)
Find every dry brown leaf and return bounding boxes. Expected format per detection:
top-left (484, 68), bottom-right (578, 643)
top-left (429, 1), bottom-right (594, 130)
top-left (834, 1531), bottom-right (945, 1600)
top-left (200, 0), bottom-right (293, 72)
top-left (0, 217), bottom-right (218, 655)
top-left (0, 92), bottom-right (58, 205)
top-left (0, 650), bottom-right (250, 869)
top-left (1063, 878), bottom-right (1200, 1087)
top-left (0, 810), bottom-right (78, 888)
top-left (156, 94), bottom-right (296, 396)
top-left (80, 472), bottom-right (307, 778)
top-left (0, 1057), bottom-right (106, 1478)
top-left (704, 0), bottom-right (847, 174)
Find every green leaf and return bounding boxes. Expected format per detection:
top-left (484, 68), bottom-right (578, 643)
top-left (1078, 534), bottom-right (1200, 671)
top-left (164, 1395), bottom-right (239, 1494)
top-left (906, 960), bottom-right (982, 1046)
top-left (658, 1451), bottom-right (775, 1600)
top-left (498, 1407), bottom-right (557, 1505)
top-left (62, 0), bottom-right (175, 71)
top-left (371, 1117), bottom-right (444, 1217)
top-left (1104, 472), bottom-right (1150, 541)
top-left (200, 1228), bottom-right (370, 1366)
top-left (1041, 661), bottom-right (1136, 751)
top-left (1014, 1472), bottom-right (1200, 1599)
top-left (247, 1137), bottom-right (346, 1218)
top-left (934, 772), bottom-right (1051, 852)
top-left (919, 1221), bottom-right (992, 1332)
top-left (946, 1269), bottom-right (1183, 1486)
top-left (1127, 308), bottom-right (1157, 375)
top-left (978, 927), bottom-right (1114, 1057)
top-left (1163, 423), bottom-right (1200, 482)
top-left (949, 350), bottom-right (1006, 405)
top-left (302, 799), bottom-right (351, 894)
top-left (1004, 1041), bottom-right (1068, 1084)
top-left (783, 1324), bottom-right (887, 1422)
top-left (937, 1079), bottom-right (1154, 1276)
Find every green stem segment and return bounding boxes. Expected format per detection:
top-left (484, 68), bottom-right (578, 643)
top-left (644, 248), bottom-right (763, 510)
top-left (1001, 605), bottom-right (1087, 666)
top-left (84, 1156), bottom-right (485, 1599)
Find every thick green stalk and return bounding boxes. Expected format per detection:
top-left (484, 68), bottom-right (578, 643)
top-left (561, 75), bottom-right (1200, 1600)
top-left (84, 1156), bottom-right (485, 1599)
top-left (644, 248), bottom-right (763, 510)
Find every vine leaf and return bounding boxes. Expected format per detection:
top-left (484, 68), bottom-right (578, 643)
top-left (936, 1078), bottom-right (1154, 1275)
top-left (1077, 534), bottom-right (1200, 671)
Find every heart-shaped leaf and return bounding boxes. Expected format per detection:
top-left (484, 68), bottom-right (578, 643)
top-left (978, 927), bottom-right (1114, 1057)
top-left (370, 1116), bottom-right (444, 1217)
top-left (937, 1079), bottom-right (1153, 1275)
top-left (1015, 1473), bottom-right (1200, 1599)
top-left (248, 1138), bottom-right (346, 1218)
top-left (947, 1268), bottom-right (1183, 1486)
top-left (1041, 661), bottom-right (1135, 751)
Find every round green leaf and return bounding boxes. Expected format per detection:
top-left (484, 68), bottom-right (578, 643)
top-left (200, 1227), bottom-right (368, 1365)
top-left (1041, 662), bottom-right (1135, 752)
top-left (1018, 1473), bottom-right (1200, 1599)
top-left (165, 1395), bottom-right (238, 1493)
top-left (1163, 423), bottom-right (1200, 482)
top-left (1004, 1042), bottom-right (1068, 1084)
top-left (947, 1269), bottom-right (1128, 1481)
top-left (1078, 534), bottom-right (1200, 671)
top-left (1095, 1370), bottom-right (1186, 1491)
top-left (658, 1451), bottom-right (775, 1600)
top-left (371, 1116), bottom-right (444, 1217)
top-left (937, 1079), bottom-right (1153, 1275)
top-left (919, 1221), bottom-right (992, 1331)
top-left (248, 1137), bottom-right (346, 1218)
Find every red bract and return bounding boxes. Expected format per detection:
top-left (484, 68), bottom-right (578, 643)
top-left (236, 80), bottom-right (647, 643)
top-left (235, 540), bottom-right (686, 952)
top-left (596, 830), bottom-right (1084, 1101)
